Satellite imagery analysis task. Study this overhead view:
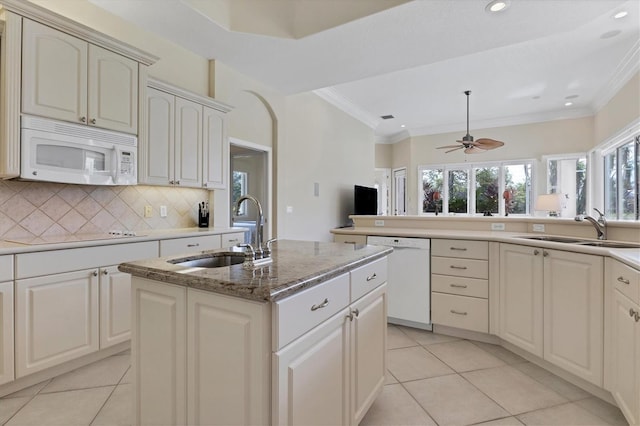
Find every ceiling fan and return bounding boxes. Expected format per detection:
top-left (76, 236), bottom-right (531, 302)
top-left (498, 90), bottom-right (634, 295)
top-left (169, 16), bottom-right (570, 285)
top-left (437, 90), bottom-right (505, 154)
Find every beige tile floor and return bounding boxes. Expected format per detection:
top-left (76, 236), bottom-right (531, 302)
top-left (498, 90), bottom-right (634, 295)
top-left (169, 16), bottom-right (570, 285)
top-left (0, 327), bottom-right (629, 426)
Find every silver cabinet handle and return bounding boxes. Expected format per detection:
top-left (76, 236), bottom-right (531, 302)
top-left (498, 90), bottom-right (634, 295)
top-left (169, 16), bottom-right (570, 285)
top-left (635, 312), bottom-right (640, 322)
top-left (169, 180), bottom-right (175, 185)
top-left (175, 180), bottom-right (180, 185)
top-left (92, 270), bottom-right (98, 277)
top-left (80, 116), bottom-right (86, 123)
top-left (450, 265), bottom-right (467, 270)
top-left (543, 250), bottom-right (549, 257)
top-left (90, 118), bottom-right (96, 124)
top-left (352, 308), bottom-right (359, 318)
top-left (630, 308), bottom-right (637, 318)
top-left (618, 276), bottom-right (630, 285)
top-left (311, 298), bottom-right (329, 311)
top-left (187, 243), bottom-right (200, 247)
top-left (450, 247), bottom-right (467, 251)
top-left (227, 238), bottom-right (239, 243)
top-left (366, 273), bottom-right (377, 282)
top-left (534, 249), bottom-right (540, 255)
top-left (450, 284), bottom-right (468, 288)
top-left (203, 183), bottom-right (208, 188)
top-left (102, 269), bottom-right (108, 275)
top-left (450, 310), bottom-right (467, 316)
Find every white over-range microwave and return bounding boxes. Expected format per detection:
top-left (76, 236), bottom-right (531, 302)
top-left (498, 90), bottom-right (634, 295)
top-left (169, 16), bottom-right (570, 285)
top-left (21, 115), bottom-right (137, 185)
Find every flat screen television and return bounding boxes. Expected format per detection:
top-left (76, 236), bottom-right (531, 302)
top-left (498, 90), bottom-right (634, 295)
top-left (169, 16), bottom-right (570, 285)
top-left (354, 185), bottom-right (378, 215)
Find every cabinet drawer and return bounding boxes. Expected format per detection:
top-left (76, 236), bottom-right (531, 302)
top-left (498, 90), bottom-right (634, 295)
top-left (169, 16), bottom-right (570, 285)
top-left (0, 255), bottom-right (13, 281)
top-left (431, 292), bottom-right (488, 333)
top-left (274, 273), bottom-right (350, 350)
top-left (431, 274), bottom-right (488, 298)
top-left (221, 232), bottom-right (245, 248)
top-left (350, 257), bottom-right (387, 302)
top-left (160, 235), bottom-right (222, 256)
top-left (431, 256), bottom-right (488, 279)
top-left (334, 234), bottom-right (367, 245)
top-left (432, 239), bottom-right (488, 260)
top-left (610, 259), bottom-right (639, 304)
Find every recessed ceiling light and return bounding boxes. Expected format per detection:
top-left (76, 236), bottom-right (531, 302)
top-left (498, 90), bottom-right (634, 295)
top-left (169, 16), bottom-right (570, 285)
top-left (565, 102), bottom-right (573, 107)
top-left (400, 124), bottom-right (406, 128)
top-left (614, 10), bottom-right (628, 19)
top-left (485, 0), bottom-right (510, 13)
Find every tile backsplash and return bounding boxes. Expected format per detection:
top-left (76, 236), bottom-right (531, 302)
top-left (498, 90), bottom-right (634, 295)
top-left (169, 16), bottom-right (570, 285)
top-left (0, 180), bottom-right (210, 240)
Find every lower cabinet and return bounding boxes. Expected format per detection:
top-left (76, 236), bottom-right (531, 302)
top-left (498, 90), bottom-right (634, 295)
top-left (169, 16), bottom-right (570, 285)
top-left (15, 269), bottom-right (99, 377)
top-left (0, 281), bottom-right (14, 386)
top-left (499, 244), bottom-right (603, 386)
top-left (99, 265), bottom-right (132, 348)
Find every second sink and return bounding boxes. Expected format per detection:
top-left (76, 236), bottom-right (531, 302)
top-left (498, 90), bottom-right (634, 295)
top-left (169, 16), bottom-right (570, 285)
top-left (170, 252), bottom-right (245, 268)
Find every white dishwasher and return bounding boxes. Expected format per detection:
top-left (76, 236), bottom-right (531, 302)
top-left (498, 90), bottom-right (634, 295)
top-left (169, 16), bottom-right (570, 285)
top-left (367, 236), bottom-right (431, 330)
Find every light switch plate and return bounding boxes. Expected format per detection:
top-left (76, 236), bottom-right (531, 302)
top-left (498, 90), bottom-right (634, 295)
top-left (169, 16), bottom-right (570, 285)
top-left (374, 220), bottom-right (385, 227)
top-left (491, 223), bottom-right (505, 231)
top-left (144, 205), bottom-right (153, 218)
top-left (160, 205), bottom-right (167, 217)
top-left (533, 224), bottom-right (545, 232)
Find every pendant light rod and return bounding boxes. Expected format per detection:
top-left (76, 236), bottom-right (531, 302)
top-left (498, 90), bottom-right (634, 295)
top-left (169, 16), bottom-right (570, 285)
top-left (463, 90), bottom-right (473, 142)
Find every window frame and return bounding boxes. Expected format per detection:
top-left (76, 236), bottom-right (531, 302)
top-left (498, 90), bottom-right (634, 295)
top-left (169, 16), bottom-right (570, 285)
top-left (232, 170), bottom-right (248, 216)
top-left (418, 159), bottom-right (536, 216)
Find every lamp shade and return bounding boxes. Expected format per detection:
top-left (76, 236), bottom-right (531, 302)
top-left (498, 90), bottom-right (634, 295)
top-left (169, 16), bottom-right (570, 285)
top-left (535, 193), bottom-right (562, 211)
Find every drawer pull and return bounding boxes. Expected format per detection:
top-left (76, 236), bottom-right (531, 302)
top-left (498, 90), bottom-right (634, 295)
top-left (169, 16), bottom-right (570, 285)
top-left (187, 243), bottom-right (200, 247)
top-left (450, 309), bottom-right (468, 316)
top-left (311, 298), bottom-right (329, 311)
top-left (345, 241), bottom-right (356, 244)
top-left (450, 284), bottom-right (468, 288)
top-left (617, 276), bottom-right (630, 285)
top-left (630, 308), bottom-right (637, 318)
top-left (450, 265), bottom-right (468, 270)
top-left (450, 247), bottom-right (467, 251)
top-left (228, 238), bottom-right (239, 243)
top-left (366, 273), bottom-right (377, 282)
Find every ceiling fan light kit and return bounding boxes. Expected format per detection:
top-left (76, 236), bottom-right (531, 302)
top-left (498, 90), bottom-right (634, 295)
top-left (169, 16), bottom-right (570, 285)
top-left (436, 90), bottom-right (505, 154)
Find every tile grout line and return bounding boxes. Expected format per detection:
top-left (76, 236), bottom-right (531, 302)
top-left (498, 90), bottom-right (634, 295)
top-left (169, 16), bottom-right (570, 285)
top-left (88, 385), bottom-right (119, 426)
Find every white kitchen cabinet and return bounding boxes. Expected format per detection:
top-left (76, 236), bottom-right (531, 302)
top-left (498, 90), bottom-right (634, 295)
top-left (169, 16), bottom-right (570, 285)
top-left (221, 232), bottom-right (245, 248)
top-left (187, 289), bottom-right (270, 426)
top-left (132, 278), bottom-right (187, 426)
top-left (202, 106), bottom-right (227, 189)
top-left (15, 269), bottom-right (99, 378)
top-left (499, 243), bottom-right (544, 357)
top-left (159, 234), bottom-right (222, 257)
top-left (607, 259), bottom-right (640, 425)
top-left (499, 243), bottom-right (604, 385)
top-left (333, 234), bottom-right (368, 245)
top-left (99, 265), bottom-right (132, 348)
top-left (543, 250), bottom-right (603, 386)
top-left (141, 79), bottom-right (231, 189)
top-left (0, 255), bottom-right (14, 385)
top-left (22, 19), bottom-right (138, 134)
top-left (174, 97), bottom-right (203, 188)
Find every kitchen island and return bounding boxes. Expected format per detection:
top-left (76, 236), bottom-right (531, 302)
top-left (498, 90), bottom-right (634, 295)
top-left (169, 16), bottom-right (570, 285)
top-left (119, 240), bottom-right (391, 426)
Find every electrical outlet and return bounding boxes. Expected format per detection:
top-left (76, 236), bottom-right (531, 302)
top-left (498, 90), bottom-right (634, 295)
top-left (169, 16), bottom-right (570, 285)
top-left (491, 223), bottom-right (505, 231)
top-left (144, 205), bottom-right (153, 218)
top-left (160, 205), bottom-right (167, 217)
top-left (374, 220), bottom-right (385, 227)
top-left (533, 224), bottom-right (545, 232)
top-left (286, 206), bottom-right (293, 213)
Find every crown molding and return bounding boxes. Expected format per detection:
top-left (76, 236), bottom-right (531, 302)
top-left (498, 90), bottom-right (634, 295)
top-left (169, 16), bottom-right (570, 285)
top-left (313, 87), bottom-right (381, 129)
top-left (592, 40), bottom-right (640, 113)
top-left (0, 0), bottom-right (159, 65)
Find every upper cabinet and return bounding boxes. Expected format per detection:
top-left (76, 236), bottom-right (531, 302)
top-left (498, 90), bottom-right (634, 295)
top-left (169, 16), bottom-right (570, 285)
top-left (140, 79), bottom-right (232, 189)
top-left (22, 19), bottom-right (139, 134)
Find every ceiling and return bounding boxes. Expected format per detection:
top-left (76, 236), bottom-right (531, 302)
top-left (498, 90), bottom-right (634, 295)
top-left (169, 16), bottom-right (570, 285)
top-left (89, 0), bottom-right (640, 143)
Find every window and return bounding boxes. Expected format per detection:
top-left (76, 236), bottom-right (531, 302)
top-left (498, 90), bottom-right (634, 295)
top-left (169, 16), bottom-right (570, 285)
top-left (603, 136), bottom-right (639, 220)
top-left (545, 154), bottom-right (587, 217)
top-left (419, 160), bottom-right (533, 216)
top-left (232, 171), bottom-right (248, 215)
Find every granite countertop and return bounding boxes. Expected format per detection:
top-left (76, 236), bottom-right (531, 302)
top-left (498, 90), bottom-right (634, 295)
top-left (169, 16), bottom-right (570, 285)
top-left (119, 240), bottom-right (392, 302)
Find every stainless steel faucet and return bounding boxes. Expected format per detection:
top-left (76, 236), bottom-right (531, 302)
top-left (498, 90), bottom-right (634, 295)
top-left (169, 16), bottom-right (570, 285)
top-left (234, 195), bottom-right (264, 256)
top-left (574, 208), bottom-right (607, 240)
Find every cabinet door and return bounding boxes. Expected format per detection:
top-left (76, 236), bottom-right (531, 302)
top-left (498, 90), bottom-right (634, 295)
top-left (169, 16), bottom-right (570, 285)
top-left (132, 277), bottom-right (187, 426)
top-left (174, 97), bottom-right (203, 188)
top-left (88, 44), bottom-right (138, 134)
top-left (187, 289), bottom-right (270, 425)
top-left (15, 269), bottom-right (99, 378)
top-left (499, 244), bottom-right (543, 357)
top-left (544, 250), bottom-right (604, 386)
top-left (350, 283), bottom-right (387, 425)
top-left (22, 19), bottom-right (88, 124)
top-left (610, 290), bottom-right (640, 425)
top-left (0, 281), bottom-right (14, 386)
top-left (273, 308), bottom-right (350, 426)
top-left (99, 266), bottom-right (131, 348)
top-left (143, 87), bottom-right (175, 185)
top-left (202, 106), bottom-right (227, 189)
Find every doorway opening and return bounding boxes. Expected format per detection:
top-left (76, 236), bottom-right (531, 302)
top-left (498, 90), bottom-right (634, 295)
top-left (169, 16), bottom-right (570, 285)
top-left (392, 167), bottom-right (407, 215)
top-left (230, 138), bottom-right (272, 244)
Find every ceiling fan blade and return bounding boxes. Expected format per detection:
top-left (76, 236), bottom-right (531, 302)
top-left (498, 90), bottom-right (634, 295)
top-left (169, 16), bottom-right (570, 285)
top-left (474, 138), bottom-right (505, 149)
top-left (436, 145), bottom-right (462, 149)
top-left (445, 146), bottom-right (464, 153)
top-left (464, 146), bottom-right (486, 154)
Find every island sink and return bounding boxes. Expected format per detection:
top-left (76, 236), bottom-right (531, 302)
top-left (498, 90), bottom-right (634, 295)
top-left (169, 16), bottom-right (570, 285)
top-left (169, 252), bottom-right (246, 268)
